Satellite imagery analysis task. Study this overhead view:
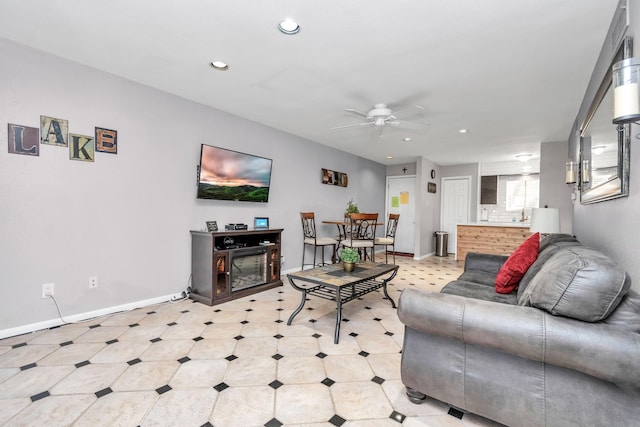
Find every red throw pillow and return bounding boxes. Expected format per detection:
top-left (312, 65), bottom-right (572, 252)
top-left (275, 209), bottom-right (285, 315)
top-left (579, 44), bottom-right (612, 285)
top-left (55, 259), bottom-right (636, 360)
top-left (495, 232), bottom-right (540, 294)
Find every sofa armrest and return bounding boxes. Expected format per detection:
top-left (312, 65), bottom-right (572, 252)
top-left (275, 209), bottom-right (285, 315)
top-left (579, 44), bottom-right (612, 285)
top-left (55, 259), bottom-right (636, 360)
top-left (463, 252), bottom-right (508, 275)
top-left (398, 288), bottom-right (640, 388)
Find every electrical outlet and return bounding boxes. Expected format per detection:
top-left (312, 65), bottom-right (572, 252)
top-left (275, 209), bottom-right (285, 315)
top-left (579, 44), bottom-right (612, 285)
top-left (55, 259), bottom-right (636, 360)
top-left (42, 283), bottom-right (54, 298)
top-left (89, 276), bottom-right (98, 289)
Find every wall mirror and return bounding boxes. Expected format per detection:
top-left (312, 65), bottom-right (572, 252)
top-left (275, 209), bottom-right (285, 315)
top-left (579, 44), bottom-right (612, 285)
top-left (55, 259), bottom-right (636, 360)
top-left (580, 38), bottom-right (631, 204)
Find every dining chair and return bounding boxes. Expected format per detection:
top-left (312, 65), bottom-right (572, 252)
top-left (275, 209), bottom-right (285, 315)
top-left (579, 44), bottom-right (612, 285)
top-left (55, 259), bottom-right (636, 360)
top-left (339, 213), bottom-right (379, 262)
top-left (375, 213), bottom-right (400, 264)
top-left (300, 212), bottom-right (338, 270)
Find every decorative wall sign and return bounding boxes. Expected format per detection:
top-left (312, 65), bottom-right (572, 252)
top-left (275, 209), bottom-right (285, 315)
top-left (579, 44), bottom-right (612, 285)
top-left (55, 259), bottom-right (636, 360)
top-left (321, 168), bottom-right (348, 187)
top-left (69, 133), bottom-right (95, 162)
top-left (40, 115), bottom-right (68, 146)
top-left (8, 123), bottom-right (39, 156)
top-left (428, 182), bottom-right (437, 193)
top-left (95, 127), bottom-right (118, 154)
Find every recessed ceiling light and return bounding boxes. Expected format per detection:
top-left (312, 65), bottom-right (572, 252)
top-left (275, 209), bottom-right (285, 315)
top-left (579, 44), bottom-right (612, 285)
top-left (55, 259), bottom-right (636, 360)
top-left (516, 153), bottom-right (533, 162)
top-left (278, 19), bottom-right (300, 35)
top-left (210, 61), bottom-right (229, 71)
top-left (592, 145), bottom-right (607, 155)
top-left (458, 129), bottom-right (468, 134)
top-left (386, 156), bottom-right (393, 159)
top-left (403, 137), bottom-right (412, 142)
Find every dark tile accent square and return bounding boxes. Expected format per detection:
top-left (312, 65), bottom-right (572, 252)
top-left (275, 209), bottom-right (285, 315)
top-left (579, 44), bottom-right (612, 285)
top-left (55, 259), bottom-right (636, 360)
top-left (20, 363), bottom-right (36, 371)
top-left (181, 310), bottom-right (189, 313)
top-left (309, 319), bottom-right (317, 323)
top-left (272, 353), bottom-right (283, 360)
top-left (349, 332), bottom-right (359, 337)
top-left (127, 358), bottom-right (142, 366)
top-left (321, 378), bottom-right (335, 387)
top-left (389, 410), bottom-right (406, 423)
top-left (385, 331), bottom-right (394, 336)
top-left (329, 414), bottom-right (346, 426)
top-left (448, 407), bottom-right (464, 419)
top-left (312, 333), bottom-right (321, 338)
top-left (178, 356), bottom-right (191, 364)
top-left (315, 352), bottom-right (327, 359)
top-left (373, 317), bottom-right (382, 322)
top-left (214, 309), bottom-right (222, 313)
top-left (30, 391), bottom-right (49, 402)
top-left (95, 387), bottom-right (112, 398)
top-left (234, 335), bottom-right (245, 340)
top-left (364, 306), bottom-right (372, 310)
top-left (265, 418), bottom-right (283, 427)
top-left (193, 336), bottom-right (204, 342)
top-left (150, 337), bottom-right (162, 343)
top-left (306, 307), bottom-right (314, 311)
top-left (274, 334), bottom-right (284, 339)
top-left (214, 382), bottom-right (229, 392)
top-left (241, 320), bottom-right (249, 324)
top-left (274, 319), bottom-right (284, 323)
top-left (359, 351), bottom-right (370, 357)
top-left (226, 355), bottom-right (238, 362)
top-left (75, 360), bottom-right (91, 368)
top-left (200, 423), bottom-right (213, 427)
top-left (276, 308), bottom-right (284, 311)
top-left (12, 342), bottom-right (27, 349)
top-left (167, 322), bottom-right (177, 326)
top-left (250, 299), bottom-right (256, 302)
top-left (204, 321), bottom-right (213, 325)
top-left (147, 311), bottom-right (156, 315)
top-left (156, 384), bottom-right (172, 394)
top-left (89, 324), bottom-right (101, 329)
top-left (341, 318), bottom-right (350, 322)
top-left (277, 299), bottom-right (284, 302)
top-left (106, 339), bottom-right (118, 345)
top-left (245, 308), bottom-right (253, 312)
top-left (60, 340), bottom-right (73, 346)
top-left (269, 380), bottom-right (283, 389)
top-left (129, 323), bottom-right (139, 328)
top-left (371, 376), bottom-right (385, 384)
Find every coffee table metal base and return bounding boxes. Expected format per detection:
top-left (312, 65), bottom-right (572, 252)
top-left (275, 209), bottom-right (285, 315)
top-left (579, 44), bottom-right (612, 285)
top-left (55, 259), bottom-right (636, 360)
top-left (286, 263), bottom-right (398, 343)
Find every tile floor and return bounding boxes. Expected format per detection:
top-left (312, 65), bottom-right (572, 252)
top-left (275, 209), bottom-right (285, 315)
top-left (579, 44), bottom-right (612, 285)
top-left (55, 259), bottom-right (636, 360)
top-left (0, 255), bottom-right (503, 427)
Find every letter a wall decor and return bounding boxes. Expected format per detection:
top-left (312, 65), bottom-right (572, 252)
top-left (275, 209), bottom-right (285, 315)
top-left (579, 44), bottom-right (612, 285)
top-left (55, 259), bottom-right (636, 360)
top-left (40, 115), bottom-right (68, 146)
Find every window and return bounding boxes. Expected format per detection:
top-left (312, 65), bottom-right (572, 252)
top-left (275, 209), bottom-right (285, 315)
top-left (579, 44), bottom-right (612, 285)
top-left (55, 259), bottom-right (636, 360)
top-left (505, 176), bottom-right (539, 211)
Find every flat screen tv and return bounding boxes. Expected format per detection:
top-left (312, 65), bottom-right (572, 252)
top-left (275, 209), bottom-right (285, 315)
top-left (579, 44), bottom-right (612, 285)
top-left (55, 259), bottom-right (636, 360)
top-left (197, 144), bottom-right (272, 202)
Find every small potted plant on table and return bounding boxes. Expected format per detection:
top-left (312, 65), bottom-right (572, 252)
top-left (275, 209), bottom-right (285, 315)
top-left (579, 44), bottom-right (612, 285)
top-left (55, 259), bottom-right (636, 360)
top-left (345, 198), bottom-right (359, 220)
top-left (340, 247), bottom-right (359, 272)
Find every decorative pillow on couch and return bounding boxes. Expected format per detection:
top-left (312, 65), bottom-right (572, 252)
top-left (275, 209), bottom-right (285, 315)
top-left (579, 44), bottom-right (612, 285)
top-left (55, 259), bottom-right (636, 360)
top-left (495, 232), bottom-right (540, 294)
top-left (519, 246), bottom-right (630, 322)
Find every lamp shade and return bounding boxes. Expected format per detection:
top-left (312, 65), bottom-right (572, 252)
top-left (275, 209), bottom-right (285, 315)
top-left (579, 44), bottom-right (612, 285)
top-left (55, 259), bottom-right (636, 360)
top-left (529, 208), bottom-right (560, 234)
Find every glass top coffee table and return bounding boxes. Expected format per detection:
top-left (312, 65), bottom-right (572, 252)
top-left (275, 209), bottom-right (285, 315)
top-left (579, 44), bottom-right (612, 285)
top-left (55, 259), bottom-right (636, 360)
top-left (286, 262), bottom-right (399, 343)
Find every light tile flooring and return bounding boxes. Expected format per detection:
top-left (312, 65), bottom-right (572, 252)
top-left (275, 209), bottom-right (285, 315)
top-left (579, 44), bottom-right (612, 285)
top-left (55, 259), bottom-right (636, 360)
top-left (0, 255), bottom-right (503, 427)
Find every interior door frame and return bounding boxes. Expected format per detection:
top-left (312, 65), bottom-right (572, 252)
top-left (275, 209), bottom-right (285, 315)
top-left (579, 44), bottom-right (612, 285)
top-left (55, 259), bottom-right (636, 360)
top-left (440, 175), bottom-right (472, 257)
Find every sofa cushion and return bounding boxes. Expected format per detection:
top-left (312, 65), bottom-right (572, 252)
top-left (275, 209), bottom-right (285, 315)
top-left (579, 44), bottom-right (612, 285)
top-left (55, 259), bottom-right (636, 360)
top-left (517, 237), bottom-right (582, 300)
top-left (442, 280), bottom-right (518, 305)
top-left (457, 270), bottom-right (497, 287)
top-left (601, 289), bottom-right (640, 333)
top-left (495, 232), bottom-right (539, 294)
top-left (519, 246), bottom-right (630, 322)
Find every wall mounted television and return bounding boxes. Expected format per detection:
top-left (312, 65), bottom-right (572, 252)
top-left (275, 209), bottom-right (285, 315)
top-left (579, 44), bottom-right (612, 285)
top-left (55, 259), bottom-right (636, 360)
top-left (197, 144), bottom-right (273, 202)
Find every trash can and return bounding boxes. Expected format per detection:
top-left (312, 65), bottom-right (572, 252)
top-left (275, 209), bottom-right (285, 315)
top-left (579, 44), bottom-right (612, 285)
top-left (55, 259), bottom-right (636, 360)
top-left (434, 231), bottom-right (448, 257)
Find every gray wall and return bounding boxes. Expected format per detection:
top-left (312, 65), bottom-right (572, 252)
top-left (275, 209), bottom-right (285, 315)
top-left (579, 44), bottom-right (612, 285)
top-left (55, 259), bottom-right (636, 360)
top-left (415, 157), bottom-right (441, 256)
top-left (569, 0), bottom-right (640, 292)
top-left (540, 141), bottom-right (574, 234)
top-left (0, 40), bottom-right (385, 335)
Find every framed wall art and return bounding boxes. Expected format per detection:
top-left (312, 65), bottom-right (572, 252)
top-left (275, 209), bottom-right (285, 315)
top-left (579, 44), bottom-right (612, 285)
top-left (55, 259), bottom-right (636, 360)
top-left (428, 182), bottom-right (437, 193)
top-left (8, 123), bottom-right (39, 156)
top-left (321, 168), bottom-right (348, 187)
top-left (40, 115), bottom-right (68, 146)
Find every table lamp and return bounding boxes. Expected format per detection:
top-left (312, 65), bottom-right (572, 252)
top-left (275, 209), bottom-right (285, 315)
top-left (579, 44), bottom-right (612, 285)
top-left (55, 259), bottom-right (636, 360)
top-left (529, 207), bottom-right (560, 236)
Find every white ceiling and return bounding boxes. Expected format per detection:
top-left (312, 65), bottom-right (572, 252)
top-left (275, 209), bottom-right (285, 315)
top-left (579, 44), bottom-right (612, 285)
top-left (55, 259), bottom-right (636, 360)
top-left (0, 0), bottom-right (620, 166)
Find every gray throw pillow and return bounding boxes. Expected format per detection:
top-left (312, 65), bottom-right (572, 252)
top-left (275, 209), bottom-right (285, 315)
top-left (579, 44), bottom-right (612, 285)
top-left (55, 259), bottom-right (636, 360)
top-left (520, 246), bottom-right (629, 322)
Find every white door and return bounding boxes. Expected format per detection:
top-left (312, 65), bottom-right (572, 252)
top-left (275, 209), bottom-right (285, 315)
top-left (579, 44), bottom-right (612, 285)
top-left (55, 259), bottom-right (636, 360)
top-left (385, 176), bottom-right (416, 254)
top-left (441, 177), bottom-right (470, 255)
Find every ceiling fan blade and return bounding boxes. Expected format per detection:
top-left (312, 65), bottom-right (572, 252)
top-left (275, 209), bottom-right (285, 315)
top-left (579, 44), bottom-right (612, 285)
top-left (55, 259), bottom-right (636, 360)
top-left (344, 108), bottom-right (369, 118)
top-left (330, 121), bottom-right (375, 130)
top-left (392, 105), bottom-right (425, 121)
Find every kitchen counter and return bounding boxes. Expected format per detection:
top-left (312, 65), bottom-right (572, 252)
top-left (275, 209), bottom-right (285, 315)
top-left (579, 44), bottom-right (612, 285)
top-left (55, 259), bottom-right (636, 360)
top-left (456, 223), bottom-right (531, 262)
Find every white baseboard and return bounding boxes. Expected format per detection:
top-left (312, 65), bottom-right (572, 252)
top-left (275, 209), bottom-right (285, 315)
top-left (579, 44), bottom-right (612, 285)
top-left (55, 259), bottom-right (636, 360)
top-left (0, 292), bottom-right (184, 340)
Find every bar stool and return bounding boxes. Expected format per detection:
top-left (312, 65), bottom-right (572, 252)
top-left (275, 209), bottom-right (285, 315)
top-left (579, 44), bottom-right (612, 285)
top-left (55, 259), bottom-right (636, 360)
top-left (375, 213), bottom-right (400, 263)
top-left (300, 212), bottom-right (338, 270)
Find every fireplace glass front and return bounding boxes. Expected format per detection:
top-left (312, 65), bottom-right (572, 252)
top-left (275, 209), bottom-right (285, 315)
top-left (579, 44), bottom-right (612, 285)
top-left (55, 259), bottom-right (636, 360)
top-left (229, 246), bottom-right (268, 292)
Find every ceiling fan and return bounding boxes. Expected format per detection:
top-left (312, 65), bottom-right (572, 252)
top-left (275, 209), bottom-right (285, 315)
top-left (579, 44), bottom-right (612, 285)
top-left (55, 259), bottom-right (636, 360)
top-left (330, 103), bottom-right (426, 137)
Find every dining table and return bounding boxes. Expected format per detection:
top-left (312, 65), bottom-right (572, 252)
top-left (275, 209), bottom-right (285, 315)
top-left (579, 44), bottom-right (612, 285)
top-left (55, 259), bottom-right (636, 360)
top-left (322, 218), bottom-right (384, 261)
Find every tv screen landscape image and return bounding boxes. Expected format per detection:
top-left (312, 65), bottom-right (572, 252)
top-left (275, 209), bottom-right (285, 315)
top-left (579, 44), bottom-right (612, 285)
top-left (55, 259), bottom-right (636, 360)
top-left (197, 144), bottom-right (273, 202)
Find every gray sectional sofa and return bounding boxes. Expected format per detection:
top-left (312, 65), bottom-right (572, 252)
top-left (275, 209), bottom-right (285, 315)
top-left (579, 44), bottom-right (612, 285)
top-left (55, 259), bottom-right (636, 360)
top-left (397, 234), bottom-right (640, 426)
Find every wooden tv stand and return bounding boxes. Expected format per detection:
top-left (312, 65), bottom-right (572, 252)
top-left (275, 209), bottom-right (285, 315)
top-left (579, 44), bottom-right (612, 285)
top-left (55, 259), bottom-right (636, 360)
top-left (190, 228), bottom-right (283, 305)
